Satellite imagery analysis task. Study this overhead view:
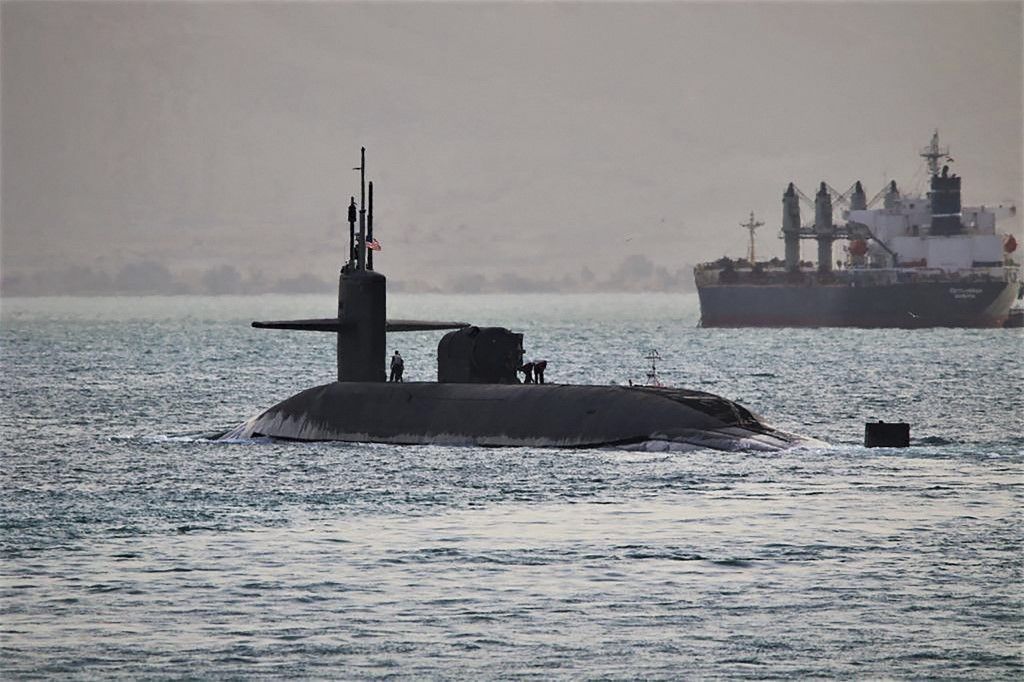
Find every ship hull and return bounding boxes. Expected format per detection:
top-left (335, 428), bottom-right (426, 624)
top-left (698, 279), bottom-right (1017, 328)
top-left (221, 382), bottom-right (814, 451)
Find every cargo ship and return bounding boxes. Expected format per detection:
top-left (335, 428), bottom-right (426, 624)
top-left (694, 132), bottom-right (1020, 327)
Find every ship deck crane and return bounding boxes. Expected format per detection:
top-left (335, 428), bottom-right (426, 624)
top-left (792, 182), bottom-right (860, 228)
top-left (866, 184), bottom-right (889, 209)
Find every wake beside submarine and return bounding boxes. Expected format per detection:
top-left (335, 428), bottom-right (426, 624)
top-left (221, 149), bottom-right (817, 452)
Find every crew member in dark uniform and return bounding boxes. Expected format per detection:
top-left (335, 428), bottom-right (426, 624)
top-left (520, 361), bottom-right (534, 384)
top-left (533, 360), bottom-right (547, 384)
top-left (390, 351), bottom-right (404, 382)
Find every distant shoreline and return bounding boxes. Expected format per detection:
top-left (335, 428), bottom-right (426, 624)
top-left (0, 288), bottom-right (698, 299)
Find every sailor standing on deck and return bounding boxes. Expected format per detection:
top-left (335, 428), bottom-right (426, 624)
top-left (389, 351), bottom-right (404, 382)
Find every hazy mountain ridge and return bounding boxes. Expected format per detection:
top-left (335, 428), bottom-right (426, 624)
top-left (2, 2), bottom-right (1020, 294)
top-left (0, 254), bottom-right (697, 297)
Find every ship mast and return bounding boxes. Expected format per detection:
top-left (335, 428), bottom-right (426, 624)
top-left (919, 130), bottom-right (950, 177)
top-left (352, 146), bottom-right (367, 270)
top-left (740, 211), bottom-right (764, 264)
top-left (645, 349), bottom-right (662, 387)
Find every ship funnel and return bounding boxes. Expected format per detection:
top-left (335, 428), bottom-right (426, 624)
top-left (930, 164), bottom-right (963, 236)
top-left (815, 181), bottom-right (834, 274)
top-left (850, 181), bottom-right (867, 211)
top-left (782, 183), bottom-right (801, 272)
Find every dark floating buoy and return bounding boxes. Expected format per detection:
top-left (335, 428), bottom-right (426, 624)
top-left (865, 421), bottom-right (910, 448)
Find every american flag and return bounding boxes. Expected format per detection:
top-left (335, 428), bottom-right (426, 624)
top-left (367, 238), bottom-right (382, 251)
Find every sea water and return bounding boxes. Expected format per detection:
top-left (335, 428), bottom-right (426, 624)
top-left (1, 293), bottom-right (1021, 678)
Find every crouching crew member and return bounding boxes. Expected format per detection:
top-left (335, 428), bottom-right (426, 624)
top-left (533, 360), bottom-right (547, 384)
top-left (519, 361), bottom-right (534, 384)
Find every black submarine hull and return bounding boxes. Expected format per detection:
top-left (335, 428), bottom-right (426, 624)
top-left (221, 382), bottom-right (816, 452)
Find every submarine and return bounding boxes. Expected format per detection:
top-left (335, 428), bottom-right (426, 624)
top-left (221, 149), bottom-right (816, 452)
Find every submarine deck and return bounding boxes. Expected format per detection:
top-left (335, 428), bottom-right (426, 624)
top-left (224, 381), bottom-right (797, 450)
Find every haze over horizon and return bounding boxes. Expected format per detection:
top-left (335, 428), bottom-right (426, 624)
top-left (2, 1), bottom-right (1021, 295)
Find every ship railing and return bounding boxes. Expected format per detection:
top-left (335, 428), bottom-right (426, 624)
top-left (696, 265), bottom-right (1012, 286)
top-left (848, 267), bottom-right (1012, 285)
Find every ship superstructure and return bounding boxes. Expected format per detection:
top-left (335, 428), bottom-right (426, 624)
top-left (695, 132), bottom-right (1020, 327)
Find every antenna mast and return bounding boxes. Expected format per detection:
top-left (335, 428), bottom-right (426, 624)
top-left (353, 147), bottom-right (367, 270)
top-left (645, 349), bottom-right (662, 387)
top-left (740, 211), bottom-right (764, 264)
top-left (919, 130), bottom-right (950, 177)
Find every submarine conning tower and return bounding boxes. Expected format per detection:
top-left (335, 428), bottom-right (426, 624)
top-left (337, 147), bottom-right (386, 382)
top-left (338, 268), bottom-right (387, 382)
top-left (249, 147), bottom-right (469, 381)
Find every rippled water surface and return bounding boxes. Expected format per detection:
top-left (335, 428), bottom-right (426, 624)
top-left (2, 294), bottom-right (1021, 678)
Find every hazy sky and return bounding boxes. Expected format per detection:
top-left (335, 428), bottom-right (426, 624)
top-left (2, 0), bottom-right (1021, 291)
